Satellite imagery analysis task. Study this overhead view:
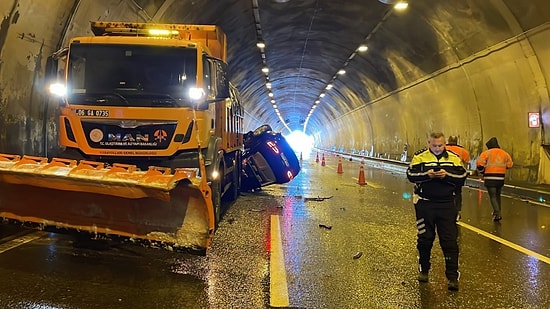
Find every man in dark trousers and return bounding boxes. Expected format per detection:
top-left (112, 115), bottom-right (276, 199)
top-left (476, 137), bottom-right (513, 221)
top-left (407, 132), bottom-right (468, 291)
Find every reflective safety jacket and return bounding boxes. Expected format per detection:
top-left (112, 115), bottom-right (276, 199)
top-left (476, 148), bottom-right (513, 183)
top-left (407, 148), bottom-right (468, 202)
top-left (445, 144), bottom-right (470, 167)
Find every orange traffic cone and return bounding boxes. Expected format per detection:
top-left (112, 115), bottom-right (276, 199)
top-left (357, 162), bottom-right (366, 185)
top-left (316, 152), bottom-right (319, 163)
top-left (337, 157), bottom-right (343, 174)
top-left (321, 154), bottom-right (326, 166)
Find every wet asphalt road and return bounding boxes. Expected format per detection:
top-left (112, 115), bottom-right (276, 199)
top-left (1, 153), bottom-right (549, 308)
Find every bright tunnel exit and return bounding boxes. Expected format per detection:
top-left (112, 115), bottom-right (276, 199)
top-left (284, 130), bottom-right (315, 159)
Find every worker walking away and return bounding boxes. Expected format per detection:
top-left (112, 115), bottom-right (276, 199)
top-left (476, 137), bottom-right (513, 221)
top-left (407, 132), bottom-right (468, 291)
top-left (445, 135), bottom-right (471, 221)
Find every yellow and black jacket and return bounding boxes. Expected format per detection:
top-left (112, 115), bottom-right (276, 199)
top-left (407, 148), bottom-right (468, 202)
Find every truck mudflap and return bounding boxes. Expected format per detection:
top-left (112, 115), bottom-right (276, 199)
top-left (0, 153), bottom-right (214, 252)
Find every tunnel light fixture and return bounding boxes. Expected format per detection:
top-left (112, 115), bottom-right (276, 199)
top-left (357, 45), bottom-right (368, 52)
top-left (262, 67), bottom-right (269, 74)
top-left (271, 99), bottom-right (276, 104)
top-left (305, 0), bottom-right (407, 135)
top-left (266, 82), bottom-right (272, 89)
top-left (256, 41), bottom-right (266, 49)
top-left (268, 92), bottom-right (274, 97)
top-left (394, 1), bottom-right (408, 10)
top-left (273, 104), bottom-right (278, 108)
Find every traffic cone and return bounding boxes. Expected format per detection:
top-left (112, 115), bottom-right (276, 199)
top-left (357, 162), bottom-right (366, 185)
top-left (316, 152), bottom-right (319, 163)
top-left (321, 154), bottom-right (326, 166)
top-left (337, 157), bottom-right (343, 174)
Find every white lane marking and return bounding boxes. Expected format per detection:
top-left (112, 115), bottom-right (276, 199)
top-left (458, 222), bottom-right (550, 265)
top-left (270, 215), bottom-right (290, 307)
top-left (0, 231), bottom-right (48, 254)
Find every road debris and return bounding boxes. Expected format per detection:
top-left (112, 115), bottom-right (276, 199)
top-left (305, 196), bottom-right (333, 202)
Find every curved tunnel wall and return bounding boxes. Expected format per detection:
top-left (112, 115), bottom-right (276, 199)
top-left (0, 0), bottom-right (549, 184)
top-left (318, 22), bottom-right (550, 184)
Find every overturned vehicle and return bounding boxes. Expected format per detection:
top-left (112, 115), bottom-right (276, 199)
top-left (241, 125), bottom-right (301, 192)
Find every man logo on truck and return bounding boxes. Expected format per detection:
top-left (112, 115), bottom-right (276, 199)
top-left (154, 129), bottom-right (168, 143)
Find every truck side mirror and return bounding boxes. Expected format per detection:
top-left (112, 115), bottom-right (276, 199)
top-left (207, 57), bottom-right (229, 100)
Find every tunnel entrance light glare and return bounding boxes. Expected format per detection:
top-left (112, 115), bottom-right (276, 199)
top-left (285, 130), bottom-right (314, 159)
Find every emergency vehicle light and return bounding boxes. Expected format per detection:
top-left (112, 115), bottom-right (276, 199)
top-left (148, 29), bottom-right (180, 36)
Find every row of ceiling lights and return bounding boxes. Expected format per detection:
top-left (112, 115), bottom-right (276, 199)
top-left (302, 1), bottom-right (408, 131)
top-left (254, 1), bottom-right (408, 133)
top-left (257, 42), bottom-right (292, 131)
top-left (252, 0), bottom-right (292, 132)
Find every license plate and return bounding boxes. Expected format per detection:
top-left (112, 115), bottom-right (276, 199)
top-left (75, 109), bottom-right (110, 117)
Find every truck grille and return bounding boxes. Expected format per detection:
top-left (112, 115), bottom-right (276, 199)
top-left (81, 120), bottom-right (177, 150)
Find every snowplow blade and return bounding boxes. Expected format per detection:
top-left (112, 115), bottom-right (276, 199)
top-left (0, 154), bottom-right (214, 253)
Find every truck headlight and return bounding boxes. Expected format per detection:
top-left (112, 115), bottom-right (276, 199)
top-left (188, 87), bottom-right (205, 100)
top-left (49, 83), bottom-right (67, 97)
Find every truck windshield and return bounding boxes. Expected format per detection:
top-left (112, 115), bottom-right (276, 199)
top-left (67, 43), bottom-right (198, 107)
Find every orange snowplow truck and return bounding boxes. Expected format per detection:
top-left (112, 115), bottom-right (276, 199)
top-left (0, 22), bottom-right (244, 254)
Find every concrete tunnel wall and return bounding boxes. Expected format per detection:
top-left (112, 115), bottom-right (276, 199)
top-left (0, 1), bottom-right (549, 184)
top-left (318, 23), bottom-right (550, 184)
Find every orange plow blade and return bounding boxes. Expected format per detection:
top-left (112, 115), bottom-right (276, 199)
top-left (0, 154), bottom-right (214, 252)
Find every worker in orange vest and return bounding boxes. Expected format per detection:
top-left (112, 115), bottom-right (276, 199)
top-left (446, 136), bottom-right (470, 221)
top-left (476, 137), bottom-right (513, 221)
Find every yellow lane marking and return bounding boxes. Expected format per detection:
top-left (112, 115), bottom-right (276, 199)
top-left (0, 231), bottom-right (48, 254)
top-left (351, 177), bottom-right (384, 189)
top-left (270, 215), bottom-right (290, 307)
top-left (458, 222), bottom-right (550, 265)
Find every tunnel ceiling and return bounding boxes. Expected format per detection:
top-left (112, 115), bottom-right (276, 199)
top-left (134, 0), bottom-right (550, 135)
